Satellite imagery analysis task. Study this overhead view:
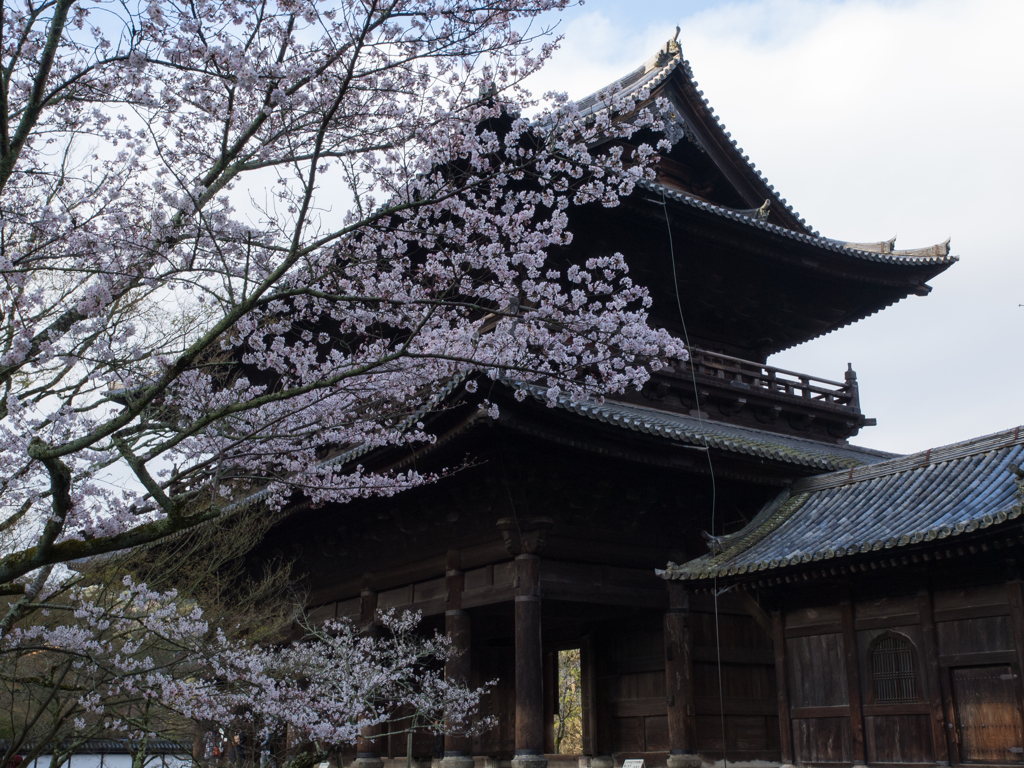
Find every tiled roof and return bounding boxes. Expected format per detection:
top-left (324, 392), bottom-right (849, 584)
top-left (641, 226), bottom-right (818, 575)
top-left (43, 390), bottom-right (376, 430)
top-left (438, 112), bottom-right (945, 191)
top-left (515, 384), bottom-right (895, 471)
top-left (574, 36), bottom-right (814, 234)
top-left (577, 38), bottom-right (956, 268)
top-left (642, 180), bottom-right (957, 268)
top-left (662, 426), bottom-right (1024, 581)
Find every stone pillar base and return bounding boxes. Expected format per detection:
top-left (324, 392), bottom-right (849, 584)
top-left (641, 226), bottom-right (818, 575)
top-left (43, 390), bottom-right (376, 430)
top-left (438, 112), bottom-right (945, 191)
top-left (589, 757), bottom-right (613, 768)
top-left (352, 757), bottom-right (385, 768)
top-left (441, 756), bottom-right (476, 768)
top-left (511, 755), bottom-right (547, 768)
top-left (666, 754), bottom-right (702, 768)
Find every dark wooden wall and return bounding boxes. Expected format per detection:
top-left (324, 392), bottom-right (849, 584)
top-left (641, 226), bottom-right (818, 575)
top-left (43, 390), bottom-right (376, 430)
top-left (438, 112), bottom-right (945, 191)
top-left (780, 582), bottom-right (1024, 767)
top-left (690, 603), bottom-right (779, 760)
top-left (585, 596), bottom-right (778, 762)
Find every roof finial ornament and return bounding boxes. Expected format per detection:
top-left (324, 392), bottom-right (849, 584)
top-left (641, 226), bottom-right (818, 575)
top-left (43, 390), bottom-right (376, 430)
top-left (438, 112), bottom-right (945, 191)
top-left (656, 27), bottom-right (682, 66)
top-left (756, 199), bottom-right (770, 221)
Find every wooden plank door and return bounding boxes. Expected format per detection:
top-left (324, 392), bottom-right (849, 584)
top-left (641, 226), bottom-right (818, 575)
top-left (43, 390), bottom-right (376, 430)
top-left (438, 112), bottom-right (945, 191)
top-left (951, 666), bottom-right (1024, 763)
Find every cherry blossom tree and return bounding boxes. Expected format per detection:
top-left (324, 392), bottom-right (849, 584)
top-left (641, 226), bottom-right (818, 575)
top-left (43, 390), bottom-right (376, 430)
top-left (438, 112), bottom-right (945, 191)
top-left (0, 0), bottom-right (682, 591)
top-left (0, 509), bottom-right (488, 767)
top-left (0, 0), bottom-right (685, 751)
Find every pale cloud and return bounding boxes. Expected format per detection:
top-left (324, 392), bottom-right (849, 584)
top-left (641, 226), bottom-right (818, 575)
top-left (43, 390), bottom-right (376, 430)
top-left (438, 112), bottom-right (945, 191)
top-left (530, 0), bottom-right (1024, 453)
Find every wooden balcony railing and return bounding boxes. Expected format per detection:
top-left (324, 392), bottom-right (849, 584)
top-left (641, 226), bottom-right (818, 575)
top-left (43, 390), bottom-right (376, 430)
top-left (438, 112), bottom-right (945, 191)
top-left (679, 348), bottom-right (861, 411)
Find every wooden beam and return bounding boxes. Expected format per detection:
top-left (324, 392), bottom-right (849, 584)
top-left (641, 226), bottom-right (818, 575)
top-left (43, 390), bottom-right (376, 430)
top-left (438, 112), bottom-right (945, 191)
top-left (772, 611), bottom-right (794, 765)
top-left (840, 601), bottom-right (866, 765)
top-left (918, 588), bottom-right (953, 766)
top-left (736, 590), bottom-right (774, 636)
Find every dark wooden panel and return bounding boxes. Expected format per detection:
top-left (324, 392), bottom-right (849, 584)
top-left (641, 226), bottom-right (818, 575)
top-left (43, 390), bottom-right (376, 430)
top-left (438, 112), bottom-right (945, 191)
top-left (933, 584), bottom-right (1011, 614)
top-left (785, 623), bottom-right (844, 638)
top-left (856, 596), bottom-right (919, 623)
top-left (413, 577), bottom-right (445, 602)
top-left (645, 715), bottom-right (670, 752)
top-left (616, 654), bottom-right (666, 675)
top-left (693, 660), bottom-right (776, 702)
top-left (461, 584), bottom-right (514, 609)
top-left (792, 717), bottom-right (854, 763)
top-left (791, 706), bottom-right (852, 719)
top-left (691, 610), bottom-right (773, 650)
top-left (855, 615), bottom-right (921, 631)
top-left (473, 645), bottom-right (516, 756)
top-left (612, 670), bottom-right (666, 702)
top-left (540, 580), bottom-right (666, 608)
top-left (694, 697), bottom-right (777, 716)
top-left (951, 665), bottom-right (1024, 763)
top-left (766, 715), bottom-right (781, 752)
top-left (493, 561), bottom-right (516, 585)
top-left (611, 697), bottom-right (667, 718)
top-left (787, 633), bottom-right (849, 708)
top-left (862, 703), bottom-right (931, 716)
top-left (695, 716), bottom-right (726, 751)
top-left (933, 604), bottom-right (1012, 623)
top-left (337, 597), bottom-right (360, 617)
top-left (787, 605), bottom-right (843, 629)
top-left (462, 565), bottom-right (493, 592)
top-left (939, 650), bottom-right (1017, 667)
top-left (610, 716), bottom-right (643, 752)
top-left (731, 715), bottom-right (770, 750)
top-left (865, 715), bottom-right (935, 764)
top-left (691, 647), bottom-right (775, 665)
top-left (937, 615), bottom-right (1016, 658)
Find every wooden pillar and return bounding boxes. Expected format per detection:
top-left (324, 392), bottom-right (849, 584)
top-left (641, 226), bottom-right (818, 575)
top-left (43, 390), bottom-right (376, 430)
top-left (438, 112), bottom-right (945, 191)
top-left (514, 553), bottom-right (545, 766)
top-left (664, 581), bottom-right (700, 768)
top-left (497, 517), bottom-right (551, 768)
top-left (772, 611), bottom-right (794, 766)
top-left (919, 588), bottom-right (953, 765)
top-left (580, 634), bottom-right (597, 758)
top-left (355, 584), bottom-right (385, 768)
top-left (543, 651), bottom-right (557, 754)
top-left (443, 551), bottom-right (475, 768)
top-left (840, 601), bottom-right (866, 766)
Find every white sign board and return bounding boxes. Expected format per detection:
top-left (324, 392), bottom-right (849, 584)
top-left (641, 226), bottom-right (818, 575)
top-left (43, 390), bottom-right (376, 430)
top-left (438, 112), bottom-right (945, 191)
top-left (622, 761), bottom-right (645, 768)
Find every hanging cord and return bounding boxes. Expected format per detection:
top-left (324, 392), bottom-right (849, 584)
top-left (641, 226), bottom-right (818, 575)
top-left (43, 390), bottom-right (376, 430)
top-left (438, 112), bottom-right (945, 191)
top-left (655, 189), bottom-right (727, 768)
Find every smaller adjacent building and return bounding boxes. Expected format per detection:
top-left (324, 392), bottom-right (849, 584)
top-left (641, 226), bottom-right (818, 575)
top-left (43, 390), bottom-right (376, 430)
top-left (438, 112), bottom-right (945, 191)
top-left (662, 426), bottom-right (1024, 768)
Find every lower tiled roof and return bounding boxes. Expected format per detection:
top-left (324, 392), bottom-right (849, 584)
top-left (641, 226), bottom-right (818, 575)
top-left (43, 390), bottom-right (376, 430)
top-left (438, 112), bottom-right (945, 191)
top-left (661, 426), bottom-right (1024, 581)
top-left (515, 384), bottom-right (895, 471)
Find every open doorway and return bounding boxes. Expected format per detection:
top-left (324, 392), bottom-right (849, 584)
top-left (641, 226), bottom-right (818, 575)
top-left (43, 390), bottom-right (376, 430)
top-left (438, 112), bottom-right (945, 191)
top-left (554, 648), bottom-right (583, 754)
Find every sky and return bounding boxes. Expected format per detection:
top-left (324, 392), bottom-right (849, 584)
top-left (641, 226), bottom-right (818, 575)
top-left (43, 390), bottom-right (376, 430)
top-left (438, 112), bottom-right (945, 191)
top-left (523, 0), bottom-right (1024, 455)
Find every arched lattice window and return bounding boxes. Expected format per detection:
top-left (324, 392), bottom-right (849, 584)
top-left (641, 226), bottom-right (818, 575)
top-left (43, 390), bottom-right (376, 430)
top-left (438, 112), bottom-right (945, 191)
top-left (870, 634), bottom-right (919, 704)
